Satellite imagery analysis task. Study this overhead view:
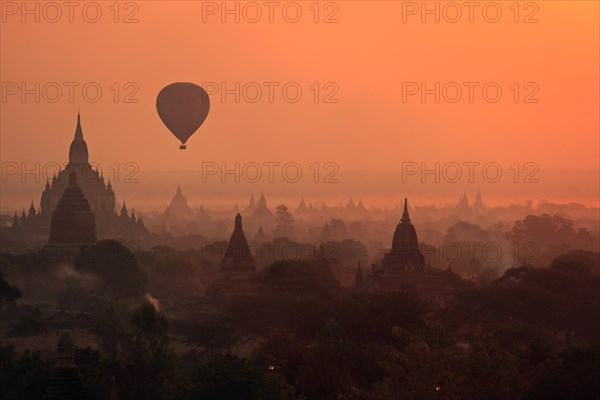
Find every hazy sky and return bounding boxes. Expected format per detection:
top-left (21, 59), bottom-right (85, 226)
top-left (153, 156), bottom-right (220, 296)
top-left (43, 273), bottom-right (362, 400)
top-left (1, 1), bottom-right (599, 209)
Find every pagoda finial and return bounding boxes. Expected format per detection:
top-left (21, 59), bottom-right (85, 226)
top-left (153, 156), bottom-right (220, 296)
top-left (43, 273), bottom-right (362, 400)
top-left (235, 213), bottom-right (242, 229)
top-left (28, 200), bottom-right (36, 216)
top-left (401, 198), bottom-right (411, 223)
top-left (69, 112), bottom-right (88, 165)
top-left (75, 111), bottom-right (83, 139)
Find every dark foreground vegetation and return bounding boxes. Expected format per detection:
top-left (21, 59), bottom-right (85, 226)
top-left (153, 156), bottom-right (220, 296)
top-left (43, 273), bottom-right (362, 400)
top-left (0, 246), bottom-right (599, 399)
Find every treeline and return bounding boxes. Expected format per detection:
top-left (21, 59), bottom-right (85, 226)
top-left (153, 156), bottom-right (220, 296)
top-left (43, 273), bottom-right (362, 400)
top-left (1, 248), bottom-right (599, 399)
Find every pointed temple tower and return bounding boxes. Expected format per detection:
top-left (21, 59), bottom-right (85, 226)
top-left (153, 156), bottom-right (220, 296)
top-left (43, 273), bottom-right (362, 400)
top-left (252, 191), bottom-right (274, 220)
top-left (69, 112), bottom-right (89, 166)
top-left (42, 172), bottom-right (97, 260)
top-left (315, 244), bottom-right (339, 285)
top-left (15, 113), bottom-right (147, 241)
top-left (48, 172), bottom-right (97, 245)
top-left (205, 214), bottom-right (260, 300)
top-left (368, 198), bottom-right (469, 300)
top-left (222, 213), bottom-right (256, 271)
top-left (381, 198), bottom-right (425, 272)
top-left (164, 184), bottom-right (194, 218)
top-left (44, 332), bottom-right (86, 399)
top-left (243, 193), bottom-right (257, 215)
top-left (297, 196), bottom-right (307, 212)
top-left (455, 190), bottom-right (472, 218)
top-left (354, 261), bottom-right (370, 293)
top-left (370, 198), bottom-right (425, 290)
top-left (346, 197), bottom-right (356, 211)
top-left (471, 188), bottom-right (487, 215)
top-left (253, 225), bottom-right (268, 244)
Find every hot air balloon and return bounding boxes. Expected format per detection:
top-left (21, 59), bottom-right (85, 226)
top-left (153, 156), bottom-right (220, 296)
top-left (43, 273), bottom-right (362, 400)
top-left (156, 82), bottom-right (210, 149)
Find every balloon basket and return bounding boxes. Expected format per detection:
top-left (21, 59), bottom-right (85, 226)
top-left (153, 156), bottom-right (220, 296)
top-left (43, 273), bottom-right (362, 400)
top-left (179, 145), bottom-right (187, 150)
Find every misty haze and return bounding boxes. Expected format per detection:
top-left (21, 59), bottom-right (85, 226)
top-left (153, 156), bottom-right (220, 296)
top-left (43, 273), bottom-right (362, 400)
top-left (1, 2), bottom-right (599, 400)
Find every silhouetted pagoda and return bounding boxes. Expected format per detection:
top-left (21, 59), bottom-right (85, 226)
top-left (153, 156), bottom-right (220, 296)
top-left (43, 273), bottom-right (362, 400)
top-left (354, 261), bottom-right (371, 293)
top-left (251, 192), bottom-right (274, 220)
top-left (243, 193), bottom-right (257, 215)
top-left (205, 214), bottom-right (260, 300)
top-left (380, 198), bottom-right (425, 272)
top-left (315, 243), bottom-right (340, 287)
top-left (454, 190), bottom-right (473, 219)
top-left (42, 172), bottom-right (97, 260)
top-left (48, 172), bottom-right (97, 245)
top-left (222, 213), bottom-right (256, 271)
top-left (13, 113), bottom-right (146, 241)
top-left (296, 196), bottom-right (307, 213)
top-left (471, 188), bottom-right (487, 215)
top-left (368, 198), bottom-right (468, 302)
top-left (44, 332), bottom-right (86, 399)
top-left (253, 225), bottom-right (268, 244)
top-left (164, 184), bottom-right (194, 218)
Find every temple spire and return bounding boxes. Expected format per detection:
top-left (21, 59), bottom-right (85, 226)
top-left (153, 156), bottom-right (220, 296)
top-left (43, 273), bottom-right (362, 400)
top-left (75, 112), bottom-right (83, 139)
top-left (222, 213), bottom-right (255, 270)
top-left (28, 200), bottom-right (36, 217)
top-left (258, 191), bottom-right (267, 208)
top-left (401, 198), bottom-right (411, 223)
top-left (69, 112), bottom-right (89, 164)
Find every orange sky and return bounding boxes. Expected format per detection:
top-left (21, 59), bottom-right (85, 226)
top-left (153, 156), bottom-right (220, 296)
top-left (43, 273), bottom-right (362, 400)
top-left (1, 1), bottom-right (599, 208)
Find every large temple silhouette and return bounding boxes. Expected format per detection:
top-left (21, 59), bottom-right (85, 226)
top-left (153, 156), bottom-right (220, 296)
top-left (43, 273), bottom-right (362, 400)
top-left (205, 213), bottom-right (260, 300)
top-left (12, 114), bottom-right (147, 241)
top-left (164, 184), bottom-right (194, 219)
top-left (359, 198), bottom-right (468, 302)
top-left (44, 332), bottom-right (87, 399)
top-left (378, 198), bottom-right (425, 273)
top-left (41, 172), bottom-right (98, 260)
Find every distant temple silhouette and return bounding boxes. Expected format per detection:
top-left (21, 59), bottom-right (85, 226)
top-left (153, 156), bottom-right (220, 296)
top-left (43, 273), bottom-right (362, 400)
top-left (251, 191), bottom-right (274, 220)
top-left (379, 198), bottom-right (425, 272)
top-left (363, 198), bottom-right (468, 301)
top-left (41, 172), bottom-right (97, 260)
top-left (12, 113), bottom-right (147, 241)
top-left (471, 188), bottom-right (486, 215)
top-left (50, 172), bottom-right (97, 241)
top-left (253, 225), bottom-right (268, 244)
top-left (243, 193), bottom-right (257, 215)
top-left (205, 213), bottom-right (260, 300)
top-left (44, 332), bottom-right (86, 399)
top-left (164, 184), bottom-right (194, 218)
top-left (315, 243), bottom-right (341, 287)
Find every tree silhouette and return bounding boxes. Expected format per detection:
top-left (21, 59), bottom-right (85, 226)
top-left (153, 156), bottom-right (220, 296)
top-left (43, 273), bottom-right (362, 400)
top-left (275, 204), bottom-right (294, 237)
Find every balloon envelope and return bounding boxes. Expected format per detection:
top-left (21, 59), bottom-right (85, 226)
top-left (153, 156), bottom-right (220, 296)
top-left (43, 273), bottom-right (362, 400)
top-left (156, 82), bottom-right (210, 149)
